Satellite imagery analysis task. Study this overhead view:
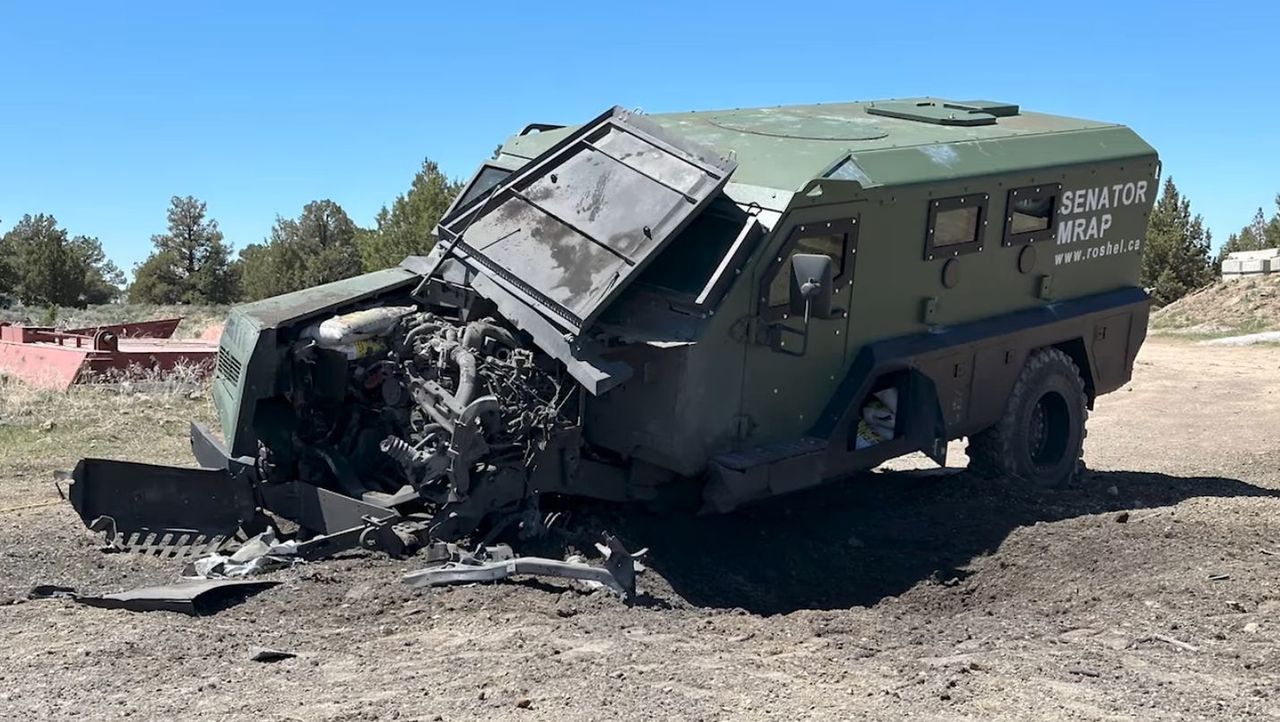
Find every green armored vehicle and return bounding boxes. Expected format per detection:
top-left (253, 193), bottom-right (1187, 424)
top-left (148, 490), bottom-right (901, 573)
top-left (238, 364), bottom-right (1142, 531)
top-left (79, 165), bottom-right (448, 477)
top-left (71, 99), bottom-right (1157, 555)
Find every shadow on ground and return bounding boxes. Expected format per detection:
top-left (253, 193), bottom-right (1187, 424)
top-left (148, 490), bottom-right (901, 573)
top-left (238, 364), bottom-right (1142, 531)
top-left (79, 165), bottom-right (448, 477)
top-left (586, 469), bottom-right (1279, 615)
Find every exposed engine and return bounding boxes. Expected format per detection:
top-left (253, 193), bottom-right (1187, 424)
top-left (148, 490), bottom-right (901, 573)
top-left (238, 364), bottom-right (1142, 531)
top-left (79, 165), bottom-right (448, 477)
top-left (276, 305), bottom-right (582, 543)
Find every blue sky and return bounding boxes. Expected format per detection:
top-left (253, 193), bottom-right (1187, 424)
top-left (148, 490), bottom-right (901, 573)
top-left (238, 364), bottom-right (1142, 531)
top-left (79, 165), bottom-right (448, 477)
top-left (1, 1), bottom-right (1276, 273)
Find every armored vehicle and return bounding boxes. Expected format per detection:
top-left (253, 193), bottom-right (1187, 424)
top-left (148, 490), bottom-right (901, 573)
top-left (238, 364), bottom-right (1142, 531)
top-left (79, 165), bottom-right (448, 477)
top-left (71, 99), bottom-right (1158, 557)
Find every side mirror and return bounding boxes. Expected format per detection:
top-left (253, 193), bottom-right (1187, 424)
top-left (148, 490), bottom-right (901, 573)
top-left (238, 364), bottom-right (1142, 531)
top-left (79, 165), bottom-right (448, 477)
top-left (789, 253), bottom-right (835, 319)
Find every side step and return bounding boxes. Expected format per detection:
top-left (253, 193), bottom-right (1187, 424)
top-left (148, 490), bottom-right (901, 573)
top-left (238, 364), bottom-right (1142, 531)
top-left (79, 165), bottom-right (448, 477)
top-left (703, 437), bottom-right (828, 513)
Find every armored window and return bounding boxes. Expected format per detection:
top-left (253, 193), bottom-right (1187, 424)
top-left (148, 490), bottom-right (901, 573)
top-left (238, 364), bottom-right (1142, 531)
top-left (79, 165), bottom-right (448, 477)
top-left (441, 163), bottom-right (514, 222)
top-left (1002, 184), bottom-right (1061, 246)
top-left (924, 193), bottom-right (988, 260)
top-left (764, 219), bottom-right (856, 308)
top-left (934, 208), bottom-right (979, 246)
top-left (455, 165), bottom-right (512, 210)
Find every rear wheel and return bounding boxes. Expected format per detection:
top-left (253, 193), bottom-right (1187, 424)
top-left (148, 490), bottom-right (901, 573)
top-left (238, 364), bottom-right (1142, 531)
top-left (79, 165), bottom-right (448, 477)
top-left (967, 347), bottom-right (1087, 486)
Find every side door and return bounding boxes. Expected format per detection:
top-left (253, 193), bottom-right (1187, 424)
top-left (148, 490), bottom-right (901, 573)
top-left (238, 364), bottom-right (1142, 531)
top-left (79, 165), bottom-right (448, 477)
top-left (738, 215), bottom-right (859, 445)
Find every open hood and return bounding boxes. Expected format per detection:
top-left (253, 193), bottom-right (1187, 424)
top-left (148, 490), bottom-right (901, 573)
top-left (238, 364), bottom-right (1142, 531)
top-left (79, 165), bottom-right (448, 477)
top-left (436, 106), bottom-right (738, 337)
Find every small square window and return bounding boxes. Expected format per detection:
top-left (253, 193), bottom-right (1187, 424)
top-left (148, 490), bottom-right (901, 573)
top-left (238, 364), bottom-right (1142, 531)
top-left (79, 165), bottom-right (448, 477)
top-left (934, 207), bottom-right (980, 246)
top-left (1003, 184), bottom-right (1061, 246)
top-left (924, 193), bottom-right (988, 260)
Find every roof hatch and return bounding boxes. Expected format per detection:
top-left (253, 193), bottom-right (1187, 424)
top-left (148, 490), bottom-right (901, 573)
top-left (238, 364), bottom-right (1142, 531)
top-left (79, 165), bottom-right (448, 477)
top-left (867, 99), bottom-right (1019, 126)
top-left (436, 106), bottom-right (737, 336)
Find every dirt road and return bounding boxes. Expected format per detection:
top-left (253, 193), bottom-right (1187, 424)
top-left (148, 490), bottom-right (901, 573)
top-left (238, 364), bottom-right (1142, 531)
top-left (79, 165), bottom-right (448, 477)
top-left (1, 337), bottom-right (1278, 720)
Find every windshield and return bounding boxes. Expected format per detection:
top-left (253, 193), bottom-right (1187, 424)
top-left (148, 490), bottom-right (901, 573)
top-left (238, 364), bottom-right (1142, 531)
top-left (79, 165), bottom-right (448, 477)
top-left (636, 200), bottom-right (752, 298)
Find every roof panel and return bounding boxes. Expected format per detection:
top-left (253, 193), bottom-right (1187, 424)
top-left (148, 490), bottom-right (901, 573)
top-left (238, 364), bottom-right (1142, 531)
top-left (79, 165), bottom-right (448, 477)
top-left (502, 98), bottom-right (1143, 194)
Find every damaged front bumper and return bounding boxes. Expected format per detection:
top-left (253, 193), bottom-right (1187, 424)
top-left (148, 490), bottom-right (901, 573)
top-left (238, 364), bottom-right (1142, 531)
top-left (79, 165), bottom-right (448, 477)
top-left (68, 422), bottom-right (418, 560)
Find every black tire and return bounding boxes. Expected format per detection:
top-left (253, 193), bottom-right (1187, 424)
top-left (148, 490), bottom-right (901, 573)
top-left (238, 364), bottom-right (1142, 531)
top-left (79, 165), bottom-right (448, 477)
top-left (966, 347), bottom-right (1087, 486)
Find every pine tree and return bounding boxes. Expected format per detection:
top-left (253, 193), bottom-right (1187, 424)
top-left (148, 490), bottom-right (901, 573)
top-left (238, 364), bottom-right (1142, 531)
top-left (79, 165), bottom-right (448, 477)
top-left (1141, 178), bottom-right (1215, 306)
top-left (1217, 195), bottom-right (1280, 262)
top-left (239, 200), bottom-right (363, 301)
top-left (358, 159), bottom-right (462, 271)
top-left (0, 214), bottom-right (119, 307)
top-left (130, 196), bottom-right (239, 303)
top-left (0, 218), bottom-right (13, 300)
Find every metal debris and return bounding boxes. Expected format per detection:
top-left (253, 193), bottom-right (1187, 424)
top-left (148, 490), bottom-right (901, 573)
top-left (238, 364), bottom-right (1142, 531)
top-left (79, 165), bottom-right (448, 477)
top-left (29, 579), bottom-right (279, 615)
top-left (187, 530), bottom-right (303, 578)
top-left (403, 534), bottom-right (640, 601)
top-left (249, 647), bottom-right (297, 663)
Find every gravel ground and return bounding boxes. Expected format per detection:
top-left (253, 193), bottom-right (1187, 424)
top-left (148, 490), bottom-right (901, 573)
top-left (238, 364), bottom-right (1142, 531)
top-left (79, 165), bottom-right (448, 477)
top-left (1, 337), bottom-right (1278, 721)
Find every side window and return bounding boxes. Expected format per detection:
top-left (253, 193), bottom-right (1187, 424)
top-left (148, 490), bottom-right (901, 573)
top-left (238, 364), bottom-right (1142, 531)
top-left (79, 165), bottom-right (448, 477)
top-left (924, 193), bottom-right (988, 260)
top-left (1002, 183), bottom-right (1061, 246)
top-left (766, 220), bottom-right (855, 307)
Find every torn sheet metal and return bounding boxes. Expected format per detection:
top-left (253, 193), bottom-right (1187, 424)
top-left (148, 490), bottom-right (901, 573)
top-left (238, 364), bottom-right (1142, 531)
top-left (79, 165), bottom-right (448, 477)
top-left (30, 579), bottom-right (279, 615)
top-left (187, 530), bottom-right (303, 578)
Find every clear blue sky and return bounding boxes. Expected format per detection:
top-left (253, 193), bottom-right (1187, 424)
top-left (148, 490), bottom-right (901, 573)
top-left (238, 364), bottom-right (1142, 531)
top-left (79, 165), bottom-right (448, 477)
top-left (2, 1), bottom-right (1276, 273)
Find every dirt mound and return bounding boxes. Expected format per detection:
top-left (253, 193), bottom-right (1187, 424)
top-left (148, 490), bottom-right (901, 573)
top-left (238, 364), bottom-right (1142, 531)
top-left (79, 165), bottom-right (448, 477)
top-left (1151, 274), bottom-right (1280, 335)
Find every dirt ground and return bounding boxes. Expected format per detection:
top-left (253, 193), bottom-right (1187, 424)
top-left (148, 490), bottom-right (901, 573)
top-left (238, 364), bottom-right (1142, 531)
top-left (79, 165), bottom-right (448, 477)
top-left (1, 336), bottom-right (1278, 721)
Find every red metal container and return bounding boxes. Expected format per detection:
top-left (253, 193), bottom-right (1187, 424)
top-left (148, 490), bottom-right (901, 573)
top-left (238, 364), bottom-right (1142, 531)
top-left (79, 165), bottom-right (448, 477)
top-left (0, 318), bottom-right (219, 390)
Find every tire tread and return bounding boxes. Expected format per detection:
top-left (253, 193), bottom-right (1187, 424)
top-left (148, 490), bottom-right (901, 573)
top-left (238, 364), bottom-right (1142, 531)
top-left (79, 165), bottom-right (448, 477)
top-left (966, 347), bottom-right (1087, 485)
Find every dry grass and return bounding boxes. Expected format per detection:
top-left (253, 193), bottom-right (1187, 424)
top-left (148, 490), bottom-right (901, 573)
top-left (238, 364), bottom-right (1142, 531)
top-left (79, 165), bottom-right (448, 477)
top-left (0, 374), bottom-right (219, 491)
top-left (0, 301), bottom-right (224, 482)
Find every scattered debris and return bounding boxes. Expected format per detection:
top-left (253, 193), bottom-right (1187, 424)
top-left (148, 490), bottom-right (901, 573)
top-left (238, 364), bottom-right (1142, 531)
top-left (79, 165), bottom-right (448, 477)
top-left (28, 579), bottom-right (279, 615)
top-left (1067, 665), bottom-right (1101, 678)
top-left (1140, 633), bottom-right (1199, 653)
top-left (249, 647), bottom-right (297, 663)
top-left (187, 530), bottom-right (303, 578)
top-left (1207, 573), bottom-right (1231, 581)
top-left (404, 534), bottom-right (640, 601)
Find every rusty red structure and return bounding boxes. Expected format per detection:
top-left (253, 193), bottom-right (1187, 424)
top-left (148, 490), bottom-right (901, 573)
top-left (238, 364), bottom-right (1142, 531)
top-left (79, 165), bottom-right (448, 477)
top-left (0, 318), bottom-right (219, 390)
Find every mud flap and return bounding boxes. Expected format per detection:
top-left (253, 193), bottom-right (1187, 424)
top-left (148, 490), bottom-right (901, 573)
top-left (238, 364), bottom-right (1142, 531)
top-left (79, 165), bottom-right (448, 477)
top-left (69, 458), bottom-right (265, 557)
top-left (903, 370), bottom-right (949, 466)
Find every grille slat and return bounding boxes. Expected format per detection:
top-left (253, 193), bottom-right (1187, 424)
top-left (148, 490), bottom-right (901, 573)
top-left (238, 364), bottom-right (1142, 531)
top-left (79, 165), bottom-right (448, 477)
top-left (216, 350), bottom-right (243, 384)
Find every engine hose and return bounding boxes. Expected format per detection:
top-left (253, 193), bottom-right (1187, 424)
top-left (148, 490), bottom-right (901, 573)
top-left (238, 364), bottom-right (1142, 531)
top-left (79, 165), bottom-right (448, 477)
top-left (451, 346), bottom-right (479, 407)
top-left (462, 320), bottom-right (517, 352)
top-left (400, 320), bottom-right (442, 354)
